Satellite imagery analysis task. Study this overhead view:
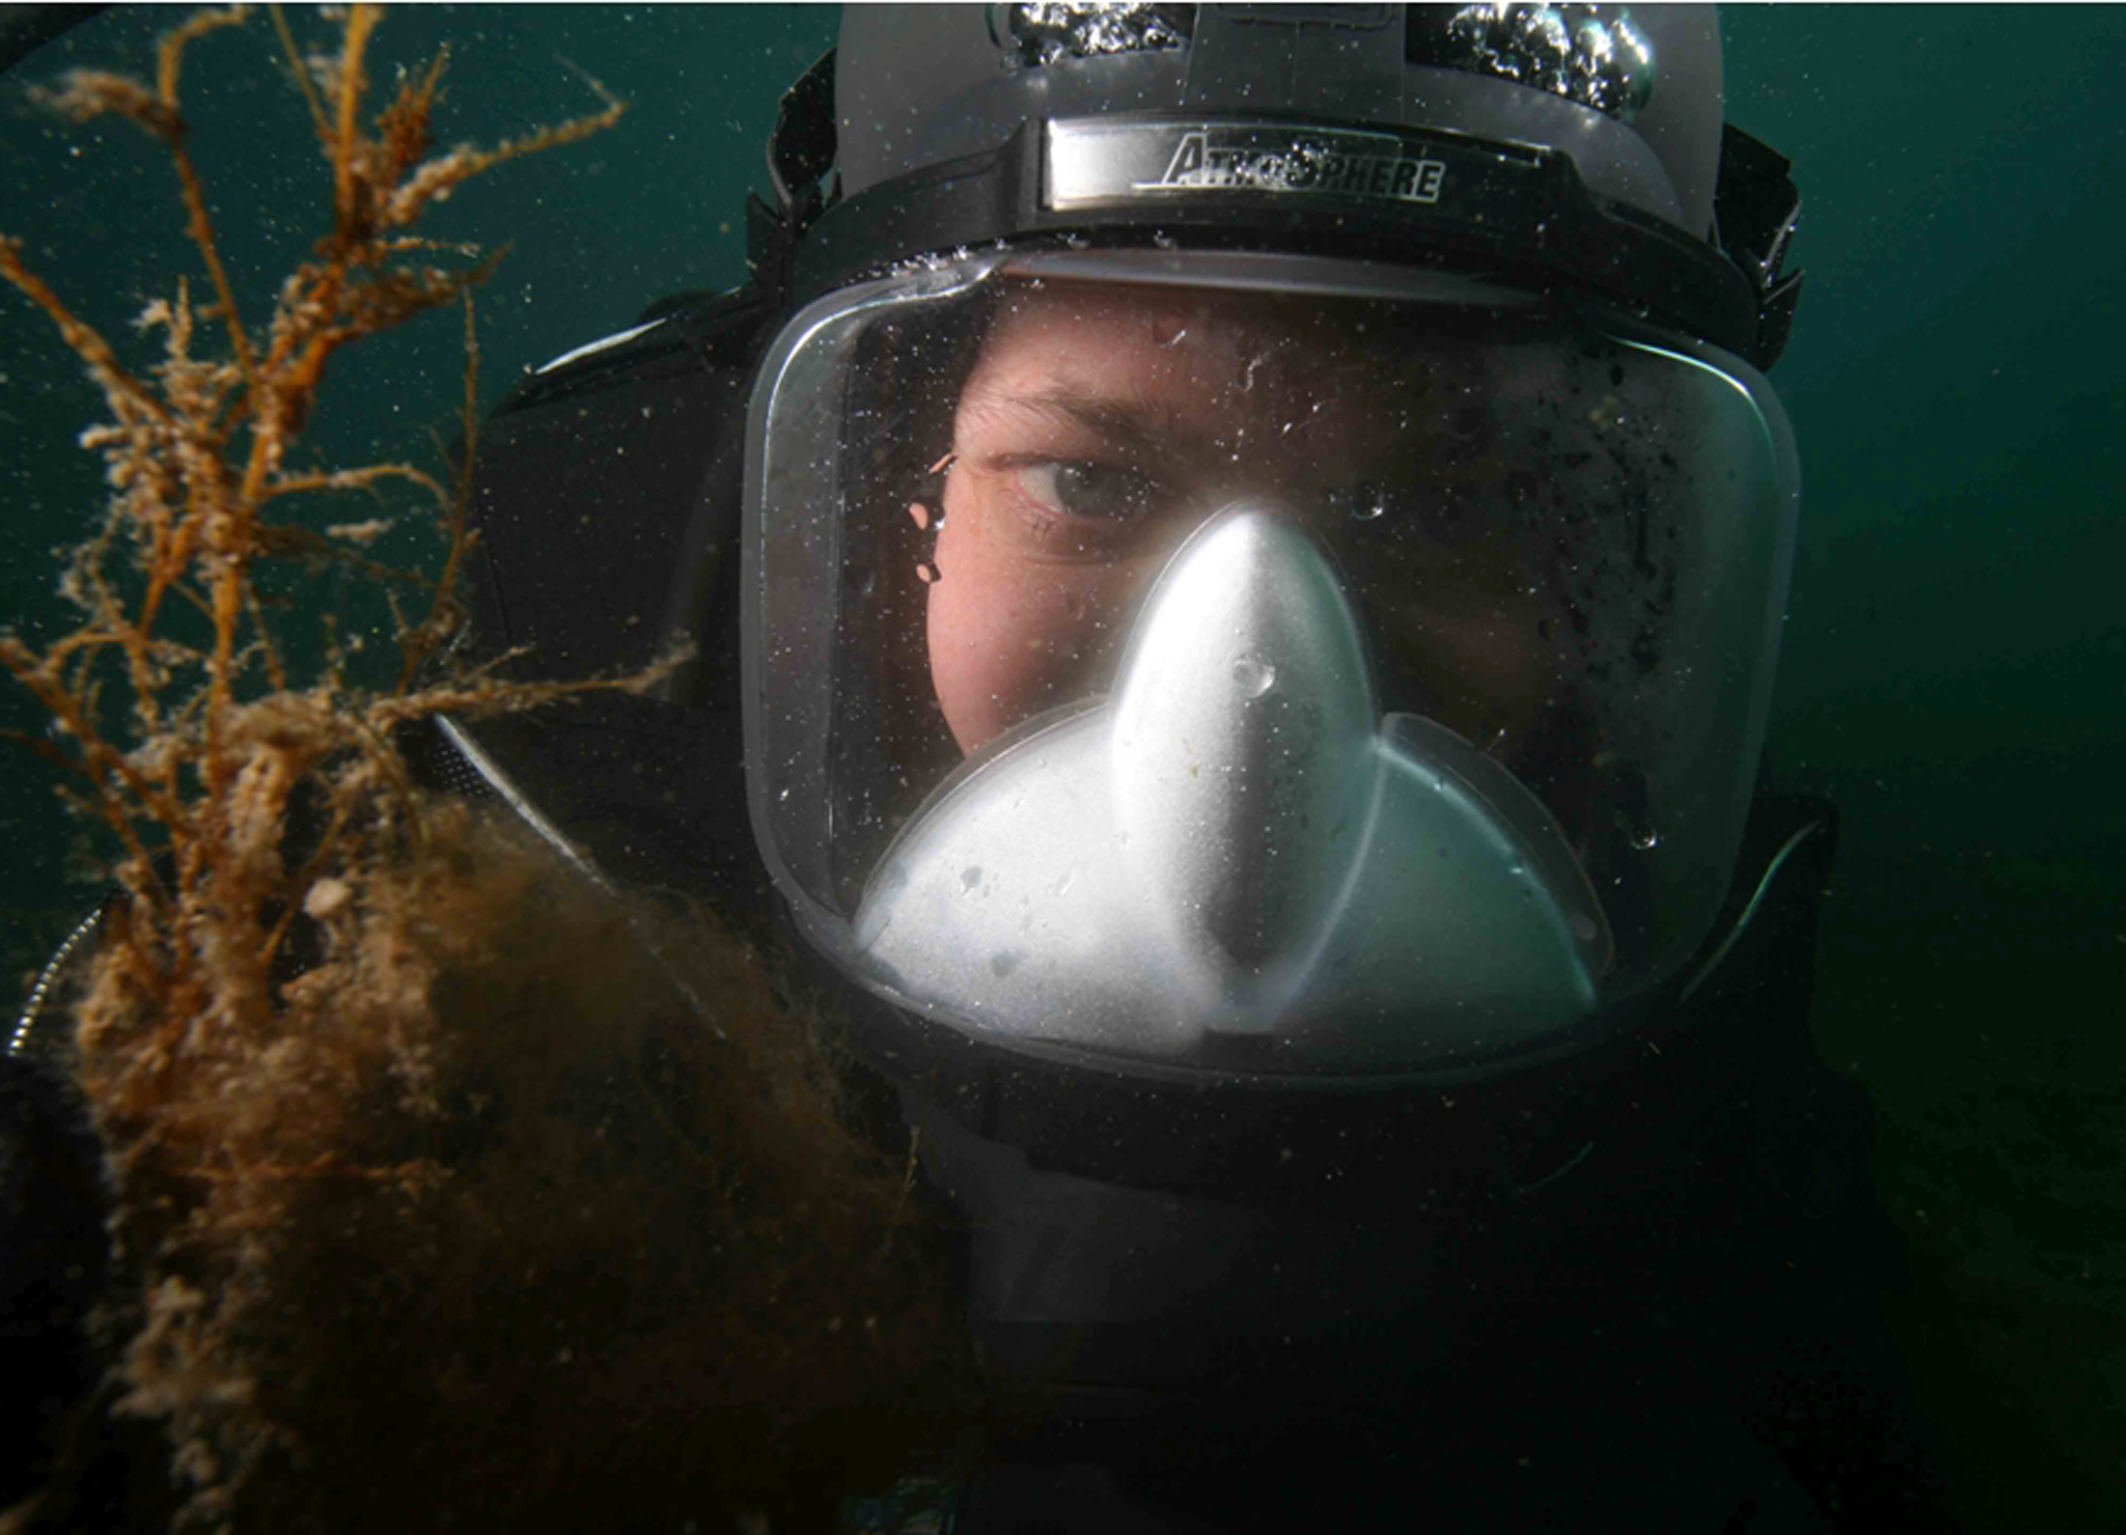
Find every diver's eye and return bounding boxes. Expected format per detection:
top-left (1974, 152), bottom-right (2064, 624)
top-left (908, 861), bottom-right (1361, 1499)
top-left (1012, 460), bottom-right (1161, 523)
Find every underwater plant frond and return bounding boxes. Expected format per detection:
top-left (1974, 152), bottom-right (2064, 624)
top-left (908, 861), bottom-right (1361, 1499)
top-left (154, 6), bottom-right (252, 111)
top-left (0, 239), bottom-right (175, 432)
top-left (266, 3), bottom-right (328, 141)
top-left (382, 66), bottom-right (626, 233)
top-left (262, 460), bottom-right (452, 510)
top-left (401, 289), bottom-right (482, 691)
top-left (0, 5), bottom-right (646, 896)
top-left (2, 11), bottom-right (977, 1530)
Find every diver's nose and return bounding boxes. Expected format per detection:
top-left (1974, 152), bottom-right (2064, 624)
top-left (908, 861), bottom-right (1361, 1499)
top-left (1109, 504), bottom-right (1383, 1023)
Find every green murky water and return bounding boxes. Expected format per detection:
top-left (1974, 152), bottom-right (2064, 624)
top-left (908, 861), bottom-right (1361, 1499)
top-left (4, 7), bottom-right (2120, 1529)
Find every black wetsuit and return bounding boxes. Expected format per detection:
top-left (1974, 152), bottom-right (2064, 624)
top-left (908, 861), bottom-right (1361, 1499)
top-left (2, 288), bottom-right (1956, 1532)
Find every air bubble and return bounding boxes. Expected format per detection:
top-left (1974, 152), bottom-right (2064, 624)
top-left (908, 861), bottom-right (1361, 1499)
top-left (916, 561), bottom-right (941, 584)
top-left (1631, 829), bottom-right (1661, 851)
top-left (1570, 914), bottom-right (1599, 942)
top-left (1232, 651), bottom-right (1277, 697)
top-left (1349, 486), bottom-right (1389, 522)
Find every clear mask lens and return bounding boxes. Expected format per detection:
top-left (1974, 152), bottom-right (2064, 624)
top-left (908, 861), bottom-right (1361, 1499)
top-left (743, 252), bottom-right (1799, 1075)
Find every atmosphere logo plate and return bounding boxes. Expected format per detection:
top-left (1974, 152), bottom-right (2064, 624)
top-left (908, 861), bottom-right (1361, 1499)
top-left (1047, 120), bottom-right (1447, 210)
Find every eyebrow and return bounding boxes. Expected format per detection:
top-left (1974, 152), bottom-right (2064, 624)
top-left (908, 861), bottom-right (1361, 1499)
top-left (957, 386), bottom-right (1182, 462)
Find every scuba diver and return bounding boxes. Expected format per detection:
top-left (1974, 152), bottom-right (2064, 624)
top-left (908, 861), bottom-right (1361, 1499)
top-left (4, 4), bottom-right (1956, 1530)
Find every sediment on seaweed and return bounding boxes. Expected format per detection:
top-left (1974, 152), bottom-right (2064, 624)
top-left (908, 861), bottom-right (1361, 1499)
top-left (31, 806), bottom-right (974, 1533)
top-left (0, 9), bottom-right (975, 1530)
top-left (0, 0), bottom-right (634, 985)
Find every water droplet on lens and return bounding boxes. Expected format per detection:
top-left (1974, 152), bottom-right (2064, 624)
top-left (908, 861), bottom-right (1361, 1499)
top-left (1571, 914), bottom-right (1599, 942)
top-left (960, 865), bottom-right (982, 891)
top-left (1052, 871), bottom-right (1073, 896)
top-left (1332, 479), bottom-right (1392, 523)
top-left (1232, 651), bottom-right (1277, 697)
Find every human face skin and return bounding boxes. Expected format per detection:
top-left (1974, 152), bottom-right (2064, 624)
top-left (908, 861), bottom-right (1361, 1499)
top-left (927, 279), bottom-right (1550, 756)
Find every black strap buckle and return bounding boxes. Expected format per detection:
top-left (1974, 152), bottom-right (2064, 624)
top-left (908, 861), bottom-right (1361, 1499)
top-left (1714, 123), bottom-right (1805, 367)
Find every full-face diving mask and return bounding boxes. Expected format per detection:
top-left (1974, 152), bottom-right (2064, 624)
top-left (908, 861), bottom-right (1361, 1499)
top-left (742, 248), bottom-right (1799, 1080)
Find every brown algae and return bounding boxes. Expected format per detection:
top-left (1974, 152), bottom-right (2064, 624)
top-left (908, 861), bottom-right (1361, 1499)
top-left (1, 9), bottom-right (970, 1530)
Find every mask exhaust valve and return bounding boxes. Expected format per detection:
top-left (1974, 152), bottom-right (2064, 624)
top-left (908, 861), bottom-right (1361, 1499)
top-left (1110, 507), bottom-right (1384, 1031)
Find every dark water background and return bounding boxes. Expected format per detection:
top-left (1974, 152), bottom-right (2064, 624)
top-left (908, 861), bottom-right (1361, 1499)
top-left (2, 7), bottom-right (2120, 1530)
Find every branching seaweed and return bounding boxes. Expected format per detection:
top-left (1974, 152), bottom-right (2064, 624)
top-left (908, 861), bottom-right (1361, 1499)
top-left (1, 10), bottom-right (973, 1531)
top-left (1, 3), bottom-right (626, 963)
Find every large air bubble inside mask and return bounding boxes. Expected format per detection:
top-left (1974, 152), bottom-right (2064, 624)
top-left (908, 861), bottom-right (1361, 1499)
top-left (851, 506), bottom-right (1613, 1073)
